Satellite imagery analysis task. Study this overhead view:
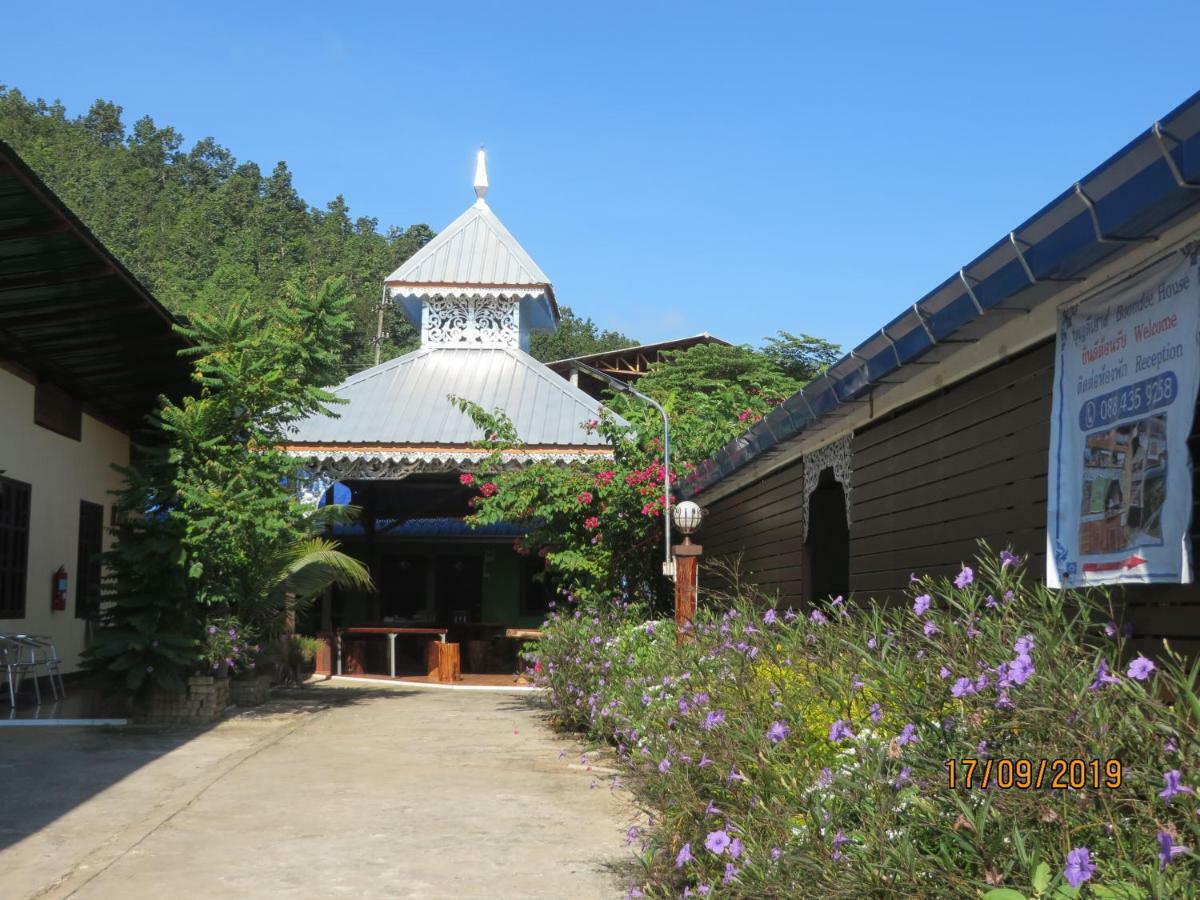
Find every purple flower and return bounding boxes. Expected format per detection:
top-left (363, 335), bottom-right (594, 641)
top-left (910, 572), bottom-right (921, 583)
top-left (1158, 831), bottom-right (1187, 869)
top-left (999, 549), bottom-right (1019, 568)
top-left (698, 753), bottom-right (712, 767)
top-left (951, 677), bottom-right (975, 698)
top-left (976, 740), bottom-right (988, 756)
top-left (809, 609), bottom-right (827, 625)
top-left (766, 721), bottom-right (790, 743)
top-left (763, 608), bottom-right (777, 624)
top-left (705, 830), bottom-right (732, 855)
top-left (701, 710), bottom-right (726, 731)
top-left (1089, 659), bottom-right (1121, 691)
top-left (912, 594), bottom-right (931, 616)
top-left (1063, 847), bottom-right (1096, 888)
top-left (207, 625), bottom-right (217, 635)
top-left (644, 622), bottom-right (655, 635)
top-left (726, 766), bottom-right (745, 783)
top-left (1128, 655), bottom-right (1156, 680)
top-left (626, 826), bottom-right (640, 844)
top-left (145, 665), bottom-right (154, 673)
top-left (892, 766), bottom-right (912, 788)
top-left (923, 620), bottom-right (939, 637)
top-left (728, 838), bottom-right (743, 859)
top-left (770, 847), bottom-right (782, 861)
top-left (832, 829), bottom-right (849, 848)
top-left (675, 842), bottom-right (694, 867)
top-left (985, 594), bottom-right (998, 609)
top-left (1008, 654), bottom-right (1035, 685)
top-left (1014, 634), bottom-right (1035, 655)
top-left (1104, 621), bottom-right (1118, 638)
top-left (896, 723), bottom-right (919, 746)
top-left (704, 800), bottom-right (720, 816)
top-left (1158, 770), bottom-right (1194, 802)
top-left (938, 666), bottom-right (951, 680)
top-left (783, 607), bottom-right (797, 621)
top-left (817, 767), bottom-right (833, 788)
top-left (658, 758), bottom-right (671, 774)
top-left (870, 703), bottom-right (883, 723)
top-left (722, 862), bottom-right (738, 885)
top-left (954, 566), bottom-right (974, 588)
top-left (867, 636), bottom-right (877, 649)
top-left (829, 720), bottom-right (854, 743)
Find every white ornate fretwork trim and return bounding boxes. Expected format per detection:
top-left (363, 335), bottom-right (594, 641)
top-left (284, 448), bottom-right (611, 481)
top-left (420, 294), bottom-right (520, 348)
top-left (801, 434), bottom-right (853, 540)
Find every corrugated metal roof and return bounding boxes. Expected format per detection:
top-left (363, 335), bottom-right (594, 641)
top-left (0, 140), bottom-right (192, 428)
top-left (286, 346), bottom-right (615, 447)
top-left (678, 88), bottom-right (1200, 501)
top-left (385, 200), bottom-right (552, 291)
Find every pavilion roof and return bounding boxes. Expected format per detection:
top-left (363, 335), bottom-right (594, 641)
top-left (284, 345), bottom-right (616, 451)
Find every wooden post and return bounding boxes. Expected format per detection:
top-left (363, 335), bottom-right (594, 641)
top-left (425, 641), bottom-right (462, 682)
top-left (673, 539), bottom-right (702, 644)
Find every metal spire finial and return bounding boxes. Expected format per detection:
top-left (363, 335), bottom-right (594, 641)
top-left (473, 146), bottom-right (489, 206)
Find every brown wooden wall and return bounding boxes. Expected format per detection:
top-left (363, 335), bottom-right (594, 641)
top-left (849, 341), bottom-right (1055, 598)
top-left (700, 457), bottom-right (807, 603)
top-left (699, 337), bottom-right (1200, 653)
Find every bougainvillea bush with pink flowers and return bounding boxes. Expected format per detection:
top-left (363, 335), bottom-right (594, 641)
top-left (530, 550), bottom-right (1199, 898)
top-left (453, 341), bottom-right (808, 609)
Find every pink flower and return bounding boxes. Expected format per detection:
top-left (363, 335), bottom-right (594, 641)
top-left (584, 516), bottom-right (600, 531)
top-left (577, 491), bottom-right (593, 505)
top-left (458, 472), bottom-right (474, 485)
top-left (596, 470), bottom-right (615, 485)
top-left (479, 482), bottom-right (499, 498)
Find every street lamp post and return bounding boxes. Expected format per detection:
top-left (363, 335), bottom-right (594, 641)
top-left (671, 500), bottom-right (705, 643)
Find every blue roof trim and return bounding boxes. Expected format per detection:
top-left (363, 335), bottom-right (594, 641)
top-left (334, 517), bottom-right (528, 538)
top-left (680, 90), bottom-right (1200, 500)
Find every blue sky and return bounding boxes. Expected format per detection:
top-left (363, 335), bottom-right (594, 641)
top-left (2, 1), bottom-right (1197, 354)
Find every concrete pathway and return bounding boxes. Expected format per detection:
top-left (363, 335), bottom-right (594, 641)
top-left (0, 682), bottom-right (635, 899)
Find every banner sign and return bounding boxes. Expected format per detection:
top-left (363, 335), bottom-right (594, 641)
top-left (1048, 251), bottom-right (1200, 587)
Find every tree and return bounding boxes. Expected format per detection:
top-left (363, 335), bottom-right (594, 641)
top-left (528, 305), bottom-right (637, 362)
top-left (0, 86), bottom-right (433, 376)
top-left (84, 276), bottom-right (370, 695)
top-left (760, 330), bottom-right (841, 382)
top-left (455, 341), bottom-right (811, 610)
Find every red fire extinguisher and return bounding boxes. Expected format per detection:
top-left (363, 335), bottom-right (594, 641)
top-left (52, 565), bottom-right (68, 612)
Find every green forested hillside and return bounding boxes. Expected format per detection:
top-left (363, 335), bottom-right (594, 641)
top-left (0, 87), bottom-right (636, 372)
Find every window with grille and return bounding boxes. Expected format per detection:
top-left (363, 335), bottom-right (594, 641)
top-left (76, 500), bottom-right (104, 620)
top-left (0, 476), bottom-right (32, 619)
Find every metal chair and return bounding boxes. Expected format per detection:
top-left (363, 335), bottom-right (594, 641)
top-left (0, 635), bottom-right (42, 706)
top-left (0, 634), bottom-right (65, 705)
top-left (22, 635), bottom-right (66, 700)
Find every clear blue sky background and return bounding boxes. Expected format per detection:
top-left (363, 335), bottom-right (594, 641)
top-left (2, 1), bottom-right (1197, 354)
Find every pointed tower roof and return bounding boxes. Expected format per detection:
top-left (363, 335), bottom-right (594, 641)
top-left (385, 149), bottom-right (557, 326)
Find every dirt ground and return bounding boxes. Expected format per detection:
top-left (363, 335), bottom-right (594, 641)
top-left (0, 681), bottom-right (635, 899)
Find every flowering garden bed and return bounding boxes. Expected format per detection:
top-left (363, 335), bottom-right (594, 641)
top-left (527, 550), bottom-right (1199, 897)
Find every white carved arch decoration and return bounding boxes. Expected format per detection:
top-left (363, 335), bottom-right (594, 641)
top-left (801, 434), bottom-right (853, 541)
top-left (422, 294), bottom-right (520, 348)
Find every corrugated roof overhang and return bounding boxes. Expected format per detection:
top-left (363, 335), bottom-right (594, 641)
top-left (679, 89), bottom-right (1200, 501)
top-left (0, 140), bottom-right (190, 430)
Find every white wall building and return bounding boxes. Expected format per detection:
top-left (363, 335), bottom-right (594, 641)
top-left (0, 140), bottom-right (190, 675)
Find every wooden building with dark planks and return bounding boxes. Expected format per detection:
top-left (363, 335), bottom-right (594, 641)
top-left (679, 90), bottom-right (1200, 655)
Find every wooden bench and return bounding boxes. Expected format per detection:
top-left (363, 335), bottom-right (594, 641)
top-left (337, 627), bottom-right (449, 679)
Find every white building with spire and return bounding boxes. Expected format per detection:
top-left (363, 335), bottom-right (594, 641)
top-left (283, 152), bottom-right (615, 663)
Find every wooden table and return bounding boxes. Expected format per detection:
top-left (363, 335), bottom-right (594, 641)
top-left (337, 627), bottom-right (449, 678)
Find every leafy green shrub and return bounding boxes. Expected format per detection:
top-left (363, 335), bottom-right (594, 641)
top-left (531, 550), bottom-right (1200, 898)
top-left (288, 634), bottom-right (321, 666)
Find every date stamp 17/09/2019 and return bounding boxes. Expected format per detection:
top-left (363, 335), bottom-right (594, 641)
top-left (945, 758), bottom-right (1123, 791)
